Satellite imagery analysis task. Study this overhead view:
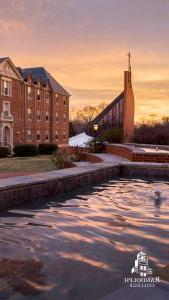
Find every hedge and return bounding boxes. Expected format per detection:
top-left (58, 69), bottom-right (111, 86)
top-left (38, 143), bottom-right (58, 155)
top-left (13, 144), bottom-right (38, 157)
top-left (0, 147), bottom-right (9, 158)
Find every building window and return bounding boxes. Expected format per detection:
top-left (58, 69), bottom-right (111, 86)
top-left (63, 113), bottom-right (66, 122)
top-left (37, 89), bottom-right (41, 100)
top-left (46, 111), bottom-right (49, 121)
top-left (3, 101), bottom-right (10, 117)
top-left (63, 96), bottom-right (67, 106)
top-left (46, 91), bottom-right (49, 103)
top-left (1, 79), bottom-right (12, 96)
top-left (28, 108), bottom-right (32, 120)
top-left (56, 111), bottom-right (59, 122)
top-left (37, 130), bottom-right (41, 141)
top-left (63, 131), bottom-right (66, 140)
top-left (55, 130), bottom-right (58, 140)
top-left (45, 130), bottom-right (49, 140)
top-left (28, 86), bottom-right (32, 99)
top-left (27, 129), bottom-right (32, 141)
top-left (56, 93), bottom-right (59, 103)
top-left (37, 109), bottom-right (41, 121)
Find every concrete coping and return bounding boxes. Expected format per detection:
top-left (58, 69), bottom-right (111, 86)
top-left (0, 162), bottom-right (120, 191)
top-left (105, 143), bottom-right (132, 150)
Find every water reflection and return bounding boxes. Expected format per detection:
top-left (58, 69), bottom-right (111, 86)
top-left (0, 259), bottom-right (49, 295)
top-left (0, 179), bottom-right (168, 299)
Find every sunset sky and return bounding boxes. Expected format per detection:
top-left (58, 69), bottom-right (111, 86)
top-left (1, 0), bottom-right (169, 121)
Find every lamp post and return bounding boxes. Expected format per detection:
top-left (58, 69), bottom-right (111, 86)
top-left (94, 124), bottom-right (98, 139)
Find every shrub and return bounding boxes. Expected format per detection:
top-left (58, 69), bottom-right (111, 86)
top-left (71, 146), bottom-right (85, 161)
top-left (13, 144), bottom-right (38, 157)
top-left (87, 139), bottom-right (105, 153)
top-left (38, 143), bottom-right (58, 155)
top-left (50, 150), bottom-right (70, 169)
top-left (0, 146), bottom-right (9, 158)
top-left (101, 128), bottom-right (123, 143)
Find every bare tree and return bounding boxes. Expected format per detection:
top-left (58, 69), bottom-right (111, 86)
top-left (73, 103), bottom-right (107, 131)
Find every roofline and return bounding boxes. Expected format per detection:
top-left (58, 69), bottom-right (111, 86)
top-left (21, 67), bottom-right (71, 96)
top-left (0, 57), bottom-right (23, 81)
top-left (90, 91), bottom-right (124, 125)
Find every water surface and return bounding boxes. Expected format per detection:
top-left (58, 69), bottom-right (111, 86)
top-left (0, 179), bottom-right (169, 299)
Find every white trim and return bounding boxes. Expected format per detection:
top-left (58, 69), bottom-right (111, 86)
top-left (1, 77), bottom-right (12, 82)
top-left (1, 79), bottom-right (12, 97)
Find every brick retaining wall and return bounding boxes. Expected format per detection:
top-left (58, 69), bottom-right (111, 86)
top-left (105, 144), bottom-right (169, 163)
top-left (105, 144), bottom-right (132, 160)
top-left (0, 166), bottom-right (119, 211)
top-left (132, 153), bottom-right (169, 163)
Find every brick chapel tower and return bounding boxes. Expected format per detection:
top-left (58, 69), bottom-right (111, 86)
top-left (123, 52), bottom-right (135, 142)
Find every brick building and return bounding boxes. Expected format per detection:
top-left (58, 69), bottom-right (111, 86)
top-left (89, 53), bottom-right (135, 142)
top-left (0, 57), bottom-right (70, 150)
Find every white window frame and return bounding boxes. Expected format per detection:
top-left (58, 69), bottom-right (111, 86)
top-left (3, 101), bottom-right (10, 117)
top-left (1, 77), bottom-right (12, 97)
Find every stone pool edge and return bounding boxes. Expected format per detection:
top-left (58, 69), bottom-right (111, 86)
top-left (0, 160), bottom-right (169, 210)
top-left (0, 163), bottom-right (120, 210)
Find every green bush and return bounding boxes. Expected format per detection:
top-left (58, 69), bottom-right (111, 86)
top-left (38, 143), bottom-right (58, 155)
top-left (13, 144), bottom-right (38, 157)
top-left (101, 128), bottom-right (123, 143)
top-left (0, 146), bottom-right (9, 158)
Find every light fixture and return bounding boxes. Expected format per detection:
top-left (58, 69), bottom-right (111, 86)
top-left (94, 124), bottom-right (98, 131)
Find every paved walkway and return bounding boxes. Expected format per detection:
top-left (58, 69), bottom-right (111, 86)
top-left (93, 153), bottom-right (129, 164)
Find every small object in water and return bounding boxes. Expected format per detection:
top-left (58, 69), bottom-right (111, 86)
top-left (154, 189), bottom-right (162, 208)
top-left (155, 189), bottom-right (161, 197)
top-left (155, 146), bottom-right (159, 152)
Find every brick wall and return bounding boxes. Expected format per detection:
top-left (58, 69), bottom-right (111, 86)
top-left (132, 153), bottom-right (169, 163)
top-left (0, 77), bottom-right (69, 147)
top-left (105, 144), bottom-right (132, 160)
top-left (105, 144), bottom-right (169, 163)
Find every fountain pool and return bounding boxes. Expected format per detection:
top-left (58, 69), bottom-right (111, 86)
top-left (0, 179), bottom-right (169, 300)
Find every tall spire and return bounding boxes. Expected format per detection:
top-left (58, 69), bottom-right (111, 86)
top-left (127, 52), bottom-right (131, 72)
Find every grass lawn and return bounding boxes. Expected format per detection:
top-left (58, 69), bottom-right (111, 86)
top-left (0, 155), bottom-right (56, 173)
